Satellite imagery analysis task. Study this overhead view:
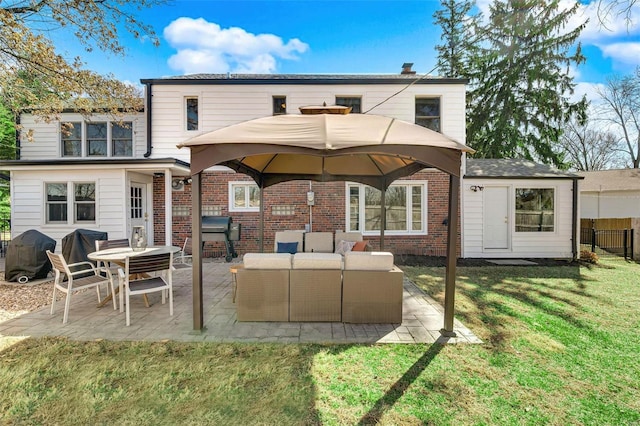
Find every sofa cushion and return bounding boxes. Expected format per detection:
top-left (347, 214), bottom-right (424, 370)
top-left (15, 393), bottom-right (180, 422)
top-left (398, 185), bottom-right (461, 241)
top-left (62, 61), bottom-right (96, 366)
top-left (274, 230), bottom-right (304, 252)
top-left (293, 253), bottom-right (342, 269)
top-left (335, 239), bottom-right (356, 255)
top-left (243, 253), bottom-right (292, 269)
top-left (352, 241), bottom-right (368, 252)
top-left (277, 241), bottom-right (299, 254)
top-left (344, 251), bottom-right (394, 271)
top-left (304, 232), bottom-right (334, 253)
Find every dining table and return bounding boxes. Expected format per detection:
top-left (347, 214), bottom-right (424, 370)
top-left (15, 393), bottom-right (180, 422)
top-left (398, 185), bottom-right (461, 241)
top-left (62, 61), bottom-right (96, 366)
top-left (88, 245), bottom-right (181, 310)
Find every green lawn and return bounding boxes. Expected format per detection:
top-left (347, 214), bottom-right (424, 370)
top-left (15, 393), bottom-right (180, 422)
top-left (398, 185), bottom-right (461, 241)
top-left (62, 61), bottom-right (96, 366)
top-left (1, 256), bottom-right (639, 425)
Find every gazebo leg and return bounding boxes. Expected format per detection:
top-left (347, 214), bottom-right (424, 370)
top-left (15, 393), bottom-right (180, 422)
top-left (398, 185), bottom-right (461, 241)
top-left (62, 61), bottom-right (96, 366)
top-left (441, 175), bottom-right (459, 337)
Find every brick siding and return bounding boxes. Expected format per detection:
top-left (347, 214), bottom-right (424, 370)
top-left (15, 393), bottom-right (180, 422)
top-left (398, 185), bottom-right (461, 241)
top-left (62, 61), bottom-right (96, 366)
top-left (153, 169), bottom-right (461, 258)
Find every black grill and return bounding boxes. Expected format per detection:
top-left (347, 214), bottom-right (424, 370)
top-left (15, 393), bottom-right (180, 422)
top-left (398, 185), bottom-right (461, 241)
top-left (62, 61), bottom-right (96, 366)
top-left (202, 216), bottom-right (240, 262)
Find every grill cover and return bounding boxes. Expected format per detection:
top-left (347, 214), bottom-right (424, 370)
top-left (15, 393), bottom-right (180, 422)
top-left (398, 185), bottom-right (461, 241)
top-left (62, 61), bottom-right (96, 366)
top-left (61, 228), bottom-right (108, 265)
top-left (5, 229), bottom-right (56, 282)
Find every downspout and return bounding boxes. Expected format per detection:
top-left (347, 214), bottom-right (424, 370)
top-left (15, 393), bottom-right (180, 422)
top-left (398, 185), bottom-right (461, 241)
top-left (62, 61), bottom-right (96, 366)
top-left (143, 83), bottom-right (153, 158)
top-left (15, 112), bottom-right (20, 160)
top-left (572, 178), bottom-right (579, 261)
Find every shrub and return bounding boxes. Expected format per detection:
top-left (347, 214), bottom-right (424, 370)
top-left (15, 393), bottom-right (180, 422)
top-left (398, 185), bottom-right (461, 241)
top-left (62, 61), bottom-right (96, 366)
top-left (580, 250), bottom-right (599, 264)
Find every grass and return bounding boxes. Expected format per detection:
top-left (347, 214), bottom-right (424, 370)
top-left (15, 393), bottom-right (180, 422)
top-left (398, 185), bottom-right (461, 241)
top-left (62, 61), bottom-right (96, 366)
top-left (1, 256), bottom-right (639, 425)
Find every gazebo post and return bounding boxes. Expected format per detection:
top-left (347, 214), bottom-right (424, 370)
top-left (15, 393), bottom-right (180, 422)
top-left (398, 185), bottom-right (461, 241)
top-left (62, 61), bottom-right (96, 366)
top-left (192, 172), bottom-right (204, 331)
top-left (380, 188), bottom-right (386, 250)
top-left (259, 183), bottom-right (265, 252)
top-left (441, 174), bottom-right (459, 337)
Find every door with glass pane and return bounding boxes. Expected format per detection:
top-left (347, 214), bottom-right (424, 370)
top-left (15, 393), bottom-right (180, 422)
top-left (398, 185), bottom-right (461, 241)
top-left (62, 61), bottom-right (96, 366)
top-left (130, 183), bottom-right (148, 241)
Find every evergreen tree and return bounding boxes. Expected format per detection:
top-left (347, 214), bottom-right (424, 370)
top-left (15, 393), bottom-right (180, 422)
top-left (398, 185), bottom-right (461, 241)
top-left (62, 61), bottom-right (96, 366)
top-left (433, 0), bottom-right (479, 78)
top-left (467, 0), bottom-right (587, 166)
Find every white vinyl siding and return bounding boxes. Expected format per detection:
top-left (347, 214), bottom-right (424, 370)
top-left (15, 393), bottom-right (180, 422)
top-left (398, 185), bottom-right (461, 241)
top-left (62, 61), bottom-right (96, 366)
top-left (19, 113), bottom-right (145, 160)
top-left (462, 179), bottom-right (575, 258)
top-left (148, 83), bottom-right (466, 162)
top-left (9, 169), bottom-right (130, 248)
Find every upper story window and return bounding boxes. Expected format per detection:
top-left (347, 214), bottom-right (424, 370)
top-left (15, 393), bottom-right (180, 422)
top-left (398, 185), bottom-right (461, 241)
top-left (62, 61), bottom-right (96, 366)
top-left (347, 182), bottom-right (426, 235)
top-left (273, 96), bottom-right (286, 115)
top-left (61, 121), bottom-right (133, 158)
top-left (45, 182), bottom-right (96, 224)
top-left (61, 122), bottom-right (82, 157)
top-left (87, 122), bottom-right (107, 156)
top-left (415, 98), bottom-right (441, 132)
top-left (229, 181), bottom-right (260, 212)
top-left (515, 188), bottom-right (554, 232)
top-left (335, 96), bottom-right (362, 113)
top-left (112, 123), bottom-right (133, 156)
top-left (186, 97), bottom-right (199, 130)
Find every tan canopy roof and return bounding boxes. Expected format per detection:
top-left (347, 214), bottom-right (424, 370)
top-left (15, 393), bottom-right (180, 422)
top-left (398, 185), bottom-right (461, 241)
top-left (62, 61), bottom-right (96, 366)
top-left (178, 113), bottom-right (473, 190)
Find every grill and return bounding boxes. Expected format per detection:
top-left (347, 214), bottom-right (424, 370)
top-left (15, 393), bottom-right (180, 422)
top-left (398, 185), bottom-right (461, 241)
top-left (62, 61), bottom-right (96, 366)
top-left (201, 216), bottom-right (241, 262)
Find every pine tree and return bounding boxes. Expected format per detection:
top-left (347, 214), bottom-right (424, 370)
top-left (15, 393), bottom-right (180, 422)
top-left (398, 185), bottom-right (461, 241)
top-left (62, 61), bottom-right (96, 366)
top-left (467, 0), bottom-right (587, 166)
top-left (433, 0), bottom-right (479, 78)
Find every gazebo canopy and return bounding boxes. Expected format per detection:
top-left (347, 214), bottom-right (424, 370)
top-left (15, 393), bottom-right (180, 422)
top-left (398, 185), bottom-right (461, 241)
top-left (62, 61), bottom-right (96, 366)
top-left (178, 112), bottom-right (473, 335)
top-left (178, 113), bottom-right (473, 190)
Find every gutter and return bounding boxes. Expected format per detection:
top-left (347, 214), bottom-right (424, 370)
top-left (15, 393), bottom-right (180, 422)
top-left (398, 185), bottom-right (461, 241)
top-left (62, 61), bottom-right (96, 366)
top-left (15, 113), bottom-right (20, 160)
top-left (144, 82), bottom-right (152, 157)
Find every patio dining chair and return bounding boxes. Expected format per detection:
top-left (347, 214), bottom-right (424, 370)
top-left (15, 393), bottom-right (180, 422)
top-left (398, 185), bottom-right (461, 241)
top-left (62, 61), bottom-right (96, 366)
top-left (118, 251), bottom-right (173, 326)
top-left (172, 237), bottom-right (193, 270)
top-left (46, 250), bottom-right (114, 324)
top-left (94, 238), bottom-right (131, 309)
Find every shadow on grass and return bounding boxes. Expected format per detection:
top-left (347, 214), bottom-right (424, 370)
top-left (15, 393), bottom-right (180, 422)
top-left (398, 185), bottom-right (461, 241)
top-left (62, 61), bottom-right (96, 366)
top-left (405, 262), bottom-right (610, 349)
top-left (357, 342), bottom-right (443, 425)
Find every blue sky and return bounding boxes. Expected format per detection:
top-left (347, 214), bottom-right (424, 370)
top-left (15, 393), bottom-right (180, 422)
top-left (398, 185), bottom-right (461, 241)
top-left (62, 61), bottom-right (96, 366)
top-left (54, 0), bottom-right (640, 100)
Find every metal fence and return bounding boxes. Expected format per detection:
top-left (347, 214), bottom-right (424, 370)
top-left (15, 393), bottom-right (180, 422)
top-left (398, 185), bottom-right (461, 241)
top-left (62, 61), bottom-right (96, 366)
top-left (580, 227), bottom-right (634, 260)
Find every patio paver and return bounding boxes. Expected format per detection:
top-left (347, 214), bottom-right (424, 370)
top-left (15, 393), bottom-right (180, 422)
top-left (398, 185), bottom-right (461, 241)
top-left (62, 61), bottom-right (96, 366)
top-left (1, 259), bottom-right (481, 344)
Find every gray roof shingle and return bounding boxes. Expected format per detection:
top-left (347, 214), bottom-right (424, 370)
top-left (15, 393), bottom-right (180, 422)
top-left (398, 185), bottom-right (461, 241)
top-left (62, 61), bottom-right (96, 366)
top-left (465, 158), bottom-right (581, 179)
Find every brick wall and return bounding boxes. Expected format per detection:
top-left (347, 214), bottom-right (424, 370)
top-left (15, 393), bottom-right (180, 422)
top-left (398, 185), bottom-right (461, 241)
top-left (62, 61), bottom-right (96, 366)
top-left (153, 169), bottom-right (461, 258)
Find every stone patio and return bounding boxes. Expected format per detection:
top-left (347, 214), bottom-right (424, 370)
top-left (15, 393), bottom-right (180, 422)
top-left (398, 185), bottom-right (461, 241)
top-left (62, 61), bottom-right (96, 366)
top-left (0, 259), bottom-right (481, 344)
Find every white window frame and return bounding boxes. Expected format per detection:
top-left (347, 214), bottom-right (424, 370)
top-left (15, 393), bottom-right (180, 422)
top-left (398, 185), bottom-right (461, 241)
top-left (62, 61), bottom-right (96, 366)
top-left (185, 96), bottom-right (199, 131)
top-left (335, 95), bottom-right (362, 113)
top-left (345, 181), bottom-right (428, 236)
top-left (44, 181), bottom-right (97, 225)
top-left (415, 97), bottom-right (442, 132)
top-left (60, 121), bottom-right (133, 158)
top-left (514, 186), bottom-right (556, 233)
top-left (229, 181), bottom-right (260, 212)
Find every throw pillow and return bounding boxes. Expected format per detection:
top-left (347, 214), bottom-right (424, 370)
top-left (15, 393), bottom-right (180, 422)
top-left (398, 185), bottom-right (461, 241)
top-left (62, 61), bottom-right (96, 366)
top-left (352, 240), bottom-right (368, 251)
top-left (335, 239), bottom-right (356, 255)
top-left (277, 241), bottom-right (298, 254)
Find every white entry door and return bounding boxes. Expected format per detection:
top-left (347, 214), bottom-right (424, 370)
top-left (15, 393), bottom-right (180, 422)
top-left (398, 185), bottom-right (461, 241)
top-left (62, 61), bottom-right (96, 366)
top-left (483, 186), bottom-right (510, 250)
top-left (130, 182), bottom-right (149, 240)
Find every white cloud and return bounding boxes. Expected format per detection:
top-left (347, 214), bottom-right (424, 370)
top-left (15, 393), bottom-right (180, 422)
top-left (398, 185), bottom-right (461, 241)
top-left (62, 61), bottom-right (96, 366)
top-left (573, 0), bottom-right (640, 43)
top-left (163, 17), bottom-right (309, 74)
top-left (598, 42), bottom-right (640, 66)
top-left (572, 81), bottom-right (606, 103)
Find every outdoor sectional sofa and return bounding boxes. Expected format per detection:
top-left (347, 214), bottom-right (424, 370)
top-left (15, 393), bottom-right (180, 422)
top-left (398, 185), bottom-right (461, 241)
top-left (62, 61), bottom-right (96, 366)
top-left (235, 250), bottom-right (403, 323)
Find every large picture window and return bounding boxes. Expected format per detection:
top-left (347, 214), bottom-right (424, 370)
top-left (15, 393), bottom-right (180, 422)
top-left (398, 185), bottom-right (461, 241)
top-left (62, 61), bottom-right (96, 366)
top-left (347, 182), bottom-right (426, 234)
top-left (229, 182), bottom-right (260, 212)
top-left (61, 121), bottom-right (133, 157)
top-left (515, 188), bottom-right (554, 232)
top-left (45, 182), bottom-right (96, 224)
